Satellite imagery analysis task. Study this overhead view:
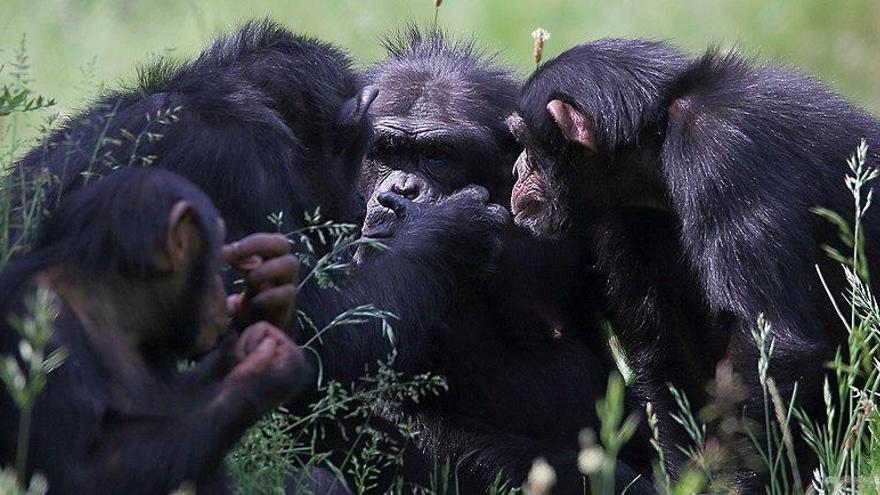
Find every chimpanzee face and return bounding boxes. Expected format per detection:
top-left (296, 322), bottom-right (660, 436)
top-left (507, 98), bottom-right (673, 239)
top-left (193, 271), bottom-right (228, 355)
top-left (506, 112), bottom-right (574, 238)
top-left (359, 120), bottom-right (475, 239)
top-left (358, 72), bottom-right (517, 240)
top-left (167, 212), bottom-right (229, 357)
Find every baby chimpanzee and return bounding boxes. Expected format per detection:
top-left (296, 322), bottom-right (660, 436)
top-left (0, 168), bottom-right (309, 494)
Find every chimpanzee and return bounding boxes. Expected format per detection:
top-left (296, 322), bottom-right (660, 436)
top-left (509, 38), bottom-right (880, 485)
top-left (11, 20), bottom-right (508, 389)
top-left (9, 21), bottom-right (510, 494)
top-left (360, 28), bottom-right (655, 493)
top-left (0, 168), bottom-right (309, 494)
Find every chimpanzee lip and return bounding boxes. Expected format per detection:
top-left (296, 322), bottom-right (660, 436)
top-left (360, 225), bottom-right (394, 239)
top-left (512, 199), bottom-right (543, 225)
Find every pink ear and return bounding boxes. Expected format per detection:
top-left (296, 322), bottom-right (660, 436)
top-left (546, 99), bottom-right (596, 153)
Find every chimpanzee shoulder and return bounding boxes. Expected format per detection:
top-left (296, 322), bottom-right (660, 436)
top-left (661, 48), bottom-right (880, 324)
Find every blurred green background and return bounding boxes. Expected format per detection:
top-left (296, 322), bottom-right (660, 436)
top-left (2, 0), bottom-right (880, 117)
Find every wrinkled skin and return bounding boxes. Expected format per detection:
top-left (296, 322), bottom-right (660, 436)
top-left (506, 112), bottom-right (573, 238)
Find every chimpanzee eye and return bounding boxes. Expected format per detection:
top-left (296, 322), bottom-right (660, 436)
top-left (420, 145), bottom-right (451, 162)
top-left (367, 139), bottom-right (395, 158)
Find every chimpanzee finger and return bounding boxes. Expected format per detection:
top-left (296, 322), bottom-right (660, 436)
top-left (270, 338), bottom-right (306, 375)
top-left (235, 323), bottom-right (272, 361)
top-left (226, 293), bottom-right (244, 317)
top-left (450, 185), bottom-right (490, 204)
top-left (223, 233), bottom-right (291, 267)
top-left (245, 254), bottom-right (300, 289)
top-left (248, 285), bottom-right (298, 328)
top-left (243, 337), bottom-right (278, 369)
top-left (258, 323), bottom-right (294, 347)
top-left (377, 191), bottom-right (415, 218)
top-left (486, 203), bottom-right (512, 228)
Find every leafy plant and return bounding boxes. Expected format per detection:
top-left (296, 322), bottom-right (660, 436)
top-left (797, 139), bottom-right (880, 493)
top-left (0, 288), bottom-right (65, 489)
top-left (577, 373), bottom-right (641, 495)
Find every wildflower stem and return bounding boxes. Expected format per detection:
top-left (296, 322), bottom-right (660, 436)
top-left (15, 401), bottom-right (32, 484)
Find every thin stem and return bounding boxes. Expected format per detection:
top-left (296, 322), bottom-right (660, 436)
top-left (15, 402), bottom-right (32, 485)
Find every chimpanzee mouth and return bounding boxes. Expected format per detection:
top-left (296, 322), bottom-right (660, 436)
top-left (361, 205), bottom-right (400, 239)
top-left (512, 200), bottom-right (544, 225)
top-left (361, 230), bottom-right (391, 240)
top-left (355, 221), bottom-right (396, 265)
top-left (360, 222), bottom-right (396, 240)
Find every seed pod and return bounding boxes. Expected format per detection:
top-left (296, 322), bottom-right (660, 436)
top-left (531, 28), bottom-right (550, 66)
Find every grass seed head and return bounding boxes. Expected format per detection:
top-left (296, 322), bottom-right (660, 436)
top-left (524, 457), bottom-right (556, 495)
top-left (531, 28), bottom-right (550, 66)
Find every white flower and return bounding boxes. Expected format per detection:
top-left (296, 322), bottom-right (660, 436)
top-left (578, 446), bottom-right (605, 475)
top-left (531, 28), bottom-right (551, 42)
top-left (525, 457), bottom-right (556, 495)
top-left (531, 28), bottom-right (551, 66)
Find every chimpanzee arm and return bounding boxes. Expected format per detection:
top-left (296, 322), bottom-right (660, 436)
top-left (73, 386), bottom-right (259, 494)
top-left (20, 351), bottom-right (243, 494)
top-left (295, 187), bottom-right (508, 386)
top-left (30, 324), bottom-right (307, 494)
top-left (297, 248), bottom-right (452, 385)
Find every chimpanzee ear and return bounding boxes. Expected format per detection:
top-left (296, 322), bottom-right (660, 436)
top-left (546, 99), bottom-right (596, 153)
top-left (164, 201), bottom-right (197, 270)
top-left (338, 85), bottom-right (380, 127)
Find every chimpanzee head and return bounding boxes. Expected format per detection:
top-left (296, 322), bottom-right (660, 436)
top-left (204, 20), bottom-right (379, 228)
top-left (17, 20), bottom-right (378, 247)
top-left (27, 168), bottom-right (228, 356)
top-left (360, 27), bottom-right (520, 238)
top-left (508, 39), bottom-right (688, 238)
top-left (169, 20), bottom-right (379, 233)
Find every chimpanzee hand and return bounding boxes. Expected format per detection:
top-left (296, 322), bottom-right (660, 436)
top-left (223, 322), bottom-right (311, 411)
top-left (223, 233), bottom-right (299, 330)
top-left (377, 185), bottom-right (511, 274)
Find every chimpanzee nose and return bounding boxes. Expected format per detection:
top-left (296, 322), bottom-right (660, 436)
top-left (391, 181), bottom-right (421, 200)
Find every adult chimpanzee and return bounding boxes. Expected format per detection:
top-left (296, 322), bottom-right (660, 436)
top-left (509, 39), bottom-right (880, 485)
top-left (12, 20), bottom-right (508, 389)
top-left (360, 28), bottom-right (655, 493)
top-left (0, 168), bottom-right (308, 494)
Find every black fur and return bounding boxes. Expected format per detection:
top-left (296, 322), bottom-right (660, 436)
top-left (361, 26), bottom-right (520, 206)
top-left (15, 20), bottom-right (366, 242)
top-left (362, 29), bottom-right (655, 494)
top-left (9, 22), bottom-right (512, 492)
top-left (516, 38), bottom-right (880, 485)
top-left (13, 20), bottom-right (506, 387)
top-left (0, 168), bottom-right (302, 494)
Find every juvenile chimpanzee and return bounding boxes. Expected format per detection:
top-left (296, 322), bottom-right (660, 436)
top-left (12, 20), bottom-right (508, 389)
top-left (509, 39), bottom-right (880, 484)
top-left (0, 168), bottom-right (308, 494)
top-left (361, 28), bottom-right (655, 493)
